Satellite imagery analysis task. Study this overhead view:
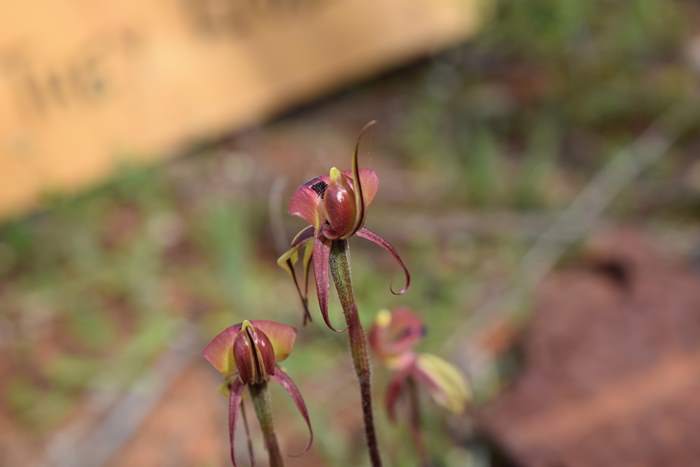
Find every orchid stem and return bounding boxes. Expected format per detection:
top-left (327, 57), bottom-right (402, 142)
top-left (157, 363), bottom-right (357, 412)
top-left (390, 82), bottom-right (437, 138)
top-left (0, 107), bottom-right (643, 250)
top-left (250, 383), bottom-right (284, 467)
top-left (407, 377), bottom-right (430, 467)
top-left (330, 239), bottom-right (383, 467)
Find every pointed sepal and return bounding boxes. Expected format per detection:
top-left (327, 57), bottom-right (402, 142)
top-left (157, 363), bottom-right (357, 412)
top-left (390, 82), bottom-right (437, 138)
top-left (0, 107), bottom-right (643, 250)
top-left (228, 379), bottom-right (246, 467)
top-left (348, 120), bottom-right (376, 237)
top-left (271, 366), bottom-right (314, 456)
top-left (313, 237), bottom-right (342, 332)
top-left (277, 227), bottom-right (315, 325)
top-left (356, 227), bottom-right (411, 294)
top-left (385, 363), bottom-right (413, 424)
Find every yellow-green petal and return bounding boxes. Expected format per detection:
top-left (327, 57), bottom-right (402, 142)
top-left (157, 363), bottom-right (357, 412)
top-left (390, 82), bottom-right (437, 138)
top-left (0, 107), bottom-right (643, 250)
top-left (415, 353), bottom-right (470, 414)
top-left (251, 320), bottom-right (297, 362)
top-left (203, 324), bottom-right (243, 376)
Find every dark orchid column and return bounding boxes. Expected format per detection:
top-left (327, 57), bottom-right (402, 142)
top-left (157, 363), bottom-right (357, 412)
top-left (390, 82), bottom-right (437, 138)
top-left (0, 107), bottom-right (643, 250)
top-left (203, 320), bottom-right (313, 467)
top-left (278, 122), bottom-right (411, 467)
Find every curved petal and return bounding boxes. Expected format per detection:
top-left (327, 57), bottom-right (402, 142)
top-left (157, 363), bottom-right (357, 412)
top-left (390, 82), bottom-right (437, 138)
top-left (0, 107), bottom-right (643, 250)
top-left (277, 230), bottom-right (315, 325)
top-left (228, 379), bottom-right (246, 467)
top-left (313, 237), bottom-right (343, 332)
top-left (250, 320), bottom-right (297, 363)
top-left (385, 363), bottom-right (413, 423)
top-left (271, 366), bottom-right (314, 456)
top-left (277, 227), bottom-right (312, 276)
top-left (289, 177), bottom-right (327, 228)
top-left (349, 121), bottom-right (376, 236)
top-left (414, 353), bottom-right (470, 414)
top-left (356, 227), bottom-right (411, 294)
top-left (301, 240), bottom-right (314, 325)
top-left (203, 324), bottom-right (242, 376)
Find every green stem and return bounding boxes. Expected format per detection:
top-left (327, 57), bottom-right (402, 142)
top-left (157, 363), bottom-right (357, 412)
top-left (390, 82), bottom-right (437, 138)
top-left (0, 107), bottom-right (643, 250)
top-left (250, 382), bottom-right (284, 467)
top-left (407, 377), bottom-right (430, 467)
top-left (330, 239), bottom-right (383, 467)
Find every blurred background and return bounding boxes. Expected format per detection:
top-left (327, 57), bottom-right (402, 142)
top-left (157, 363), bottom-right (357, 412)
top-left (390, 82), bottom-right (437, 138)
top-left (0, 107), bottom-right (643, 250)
top-left (2, 0), bottom-right (700, 466)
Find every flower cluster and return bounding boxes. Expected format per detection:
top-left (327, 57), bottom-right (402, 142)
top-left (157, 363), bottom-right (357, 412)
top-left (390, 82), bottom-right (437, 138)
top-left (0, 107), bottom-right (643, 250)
top-left (203, 122), bottom-right (471, 467)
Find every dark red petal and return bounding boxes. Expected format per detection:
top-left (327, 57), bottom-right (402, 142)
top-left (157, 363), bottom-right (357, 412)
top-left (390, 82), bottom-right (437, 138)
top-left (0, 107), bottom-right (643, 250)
top-left (356, 227), bottom-right (411, 294)
top-left (385, 365), bottom-right (412, 423)
top-left (271, 366), bottom-right (313, 455)
top-left (233, 331), bottom-right (256, 385)
top-left (313, 237), bottom-right (342, 332)
top-left (349, 120), bottom-right (376, 236)
top-left (228, 379), bottom-right (246, 467)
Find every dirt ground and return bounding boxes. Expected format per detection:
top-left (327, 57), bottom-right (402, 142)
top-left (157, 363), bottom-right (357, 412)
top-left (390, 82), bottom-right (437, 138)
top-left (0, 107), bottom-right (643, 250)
top-left (480, 229), bottom-right (700, 467)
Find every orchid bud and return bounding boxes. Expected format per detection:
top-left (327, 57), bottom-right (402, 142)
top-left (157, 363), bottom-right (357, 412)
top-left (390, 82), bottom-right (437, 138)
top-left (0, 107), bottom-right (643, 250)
top-left (233, 321), bottom-right (277, 385)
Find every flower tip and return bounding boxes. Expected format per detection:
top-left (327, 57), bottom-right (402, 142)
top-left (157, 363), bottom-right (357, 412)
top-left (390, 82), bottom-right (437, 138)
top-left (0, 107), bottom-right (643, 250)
top-left (329, 166), bottom-right (342, 182)
top-left (390, 282), bottom-right (410, 295)
top-left (360, 120), bottom-right (378, 134)
top-left (376, 309), bottom-right (392, 327)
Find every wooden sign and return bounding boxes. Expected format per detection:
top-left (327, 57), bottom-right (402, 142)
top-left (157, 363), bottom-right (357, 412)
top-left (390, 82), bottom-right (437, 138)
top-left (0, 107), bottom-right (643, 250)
top-left (0, 0), bottom-right (479, 219)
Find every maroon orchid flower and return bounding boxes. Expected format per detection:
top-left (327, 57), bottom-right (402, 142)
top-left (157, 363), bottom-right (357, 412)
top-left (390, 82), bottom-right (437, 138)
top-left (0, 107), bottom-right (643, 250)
top-left (277, 121), bottom-right (410, 329)
top-left (370, 309), bottom-right (470, 465)
top-left (276, 122), bottom-right (410, 467)
top-left (203, 320), bottom-right (312, 467)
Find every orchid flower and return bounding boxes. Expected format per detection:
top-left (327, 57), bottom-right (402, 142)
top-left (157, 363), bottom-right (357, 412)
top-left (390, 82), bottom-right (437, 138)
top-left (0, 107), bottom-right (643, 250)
top-left (203, 320), bottom-right (312, 467)
top-left (277, 120), bottom-right (410, 328)
top-left (370, 308), bottom-right (470, 465)
top-left (276, 121), bottom-right (410, 467)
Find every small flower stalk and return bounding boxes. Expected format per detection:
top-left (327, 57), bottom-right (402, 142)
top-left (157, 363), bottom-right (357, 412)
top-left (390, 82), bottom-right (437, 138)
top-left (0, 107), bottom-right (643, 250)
top-left (370, 308), bottom-right (471, 466)
top-left (203, 320), bottom-right (312, 467)
top-left (277, 122), bottom-right (410, 467)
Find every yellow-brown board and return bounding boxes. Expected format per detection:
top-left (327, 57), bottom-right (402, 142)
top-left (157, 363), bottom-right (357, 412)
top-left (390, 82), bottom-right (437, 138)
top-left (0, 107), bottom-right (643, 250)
top-left (0, 0), bottom-right (480, 219)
